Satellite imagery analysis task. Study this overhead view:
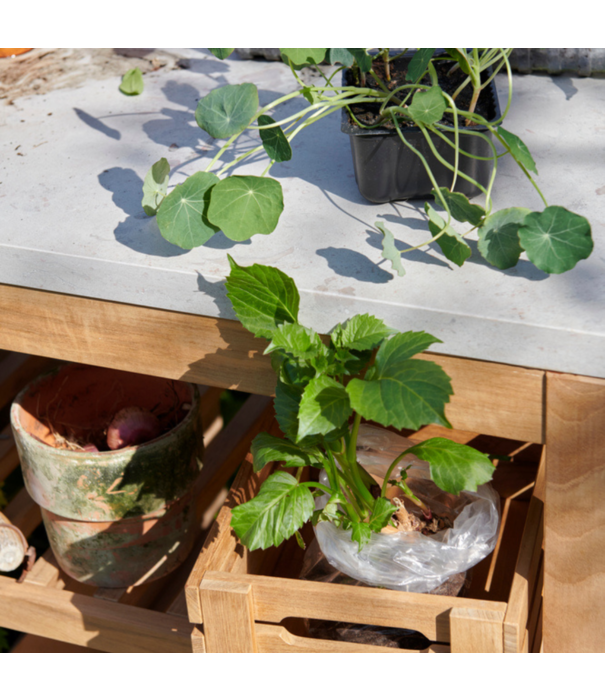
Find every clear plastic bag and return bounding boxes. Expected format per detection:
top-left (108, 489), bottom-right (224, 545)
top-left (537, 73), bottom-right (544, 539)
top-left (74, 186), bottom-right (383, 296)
top-left (314, 424), bottom-right (500, 594)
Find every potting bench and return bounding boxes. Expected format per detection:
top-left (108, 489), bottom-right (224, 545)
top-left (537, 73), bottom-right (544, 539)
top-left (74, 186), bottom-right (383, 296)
top-left (0, 49), bottom-right (603, 652)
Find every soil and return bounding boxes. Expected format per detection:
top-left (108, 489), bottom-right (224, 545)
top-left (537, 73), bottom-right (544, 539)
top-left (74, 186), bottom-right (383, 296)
top-left (0, 48), bottom-right (185, 104)
top-left (345, 54), bottom-right (496, 130)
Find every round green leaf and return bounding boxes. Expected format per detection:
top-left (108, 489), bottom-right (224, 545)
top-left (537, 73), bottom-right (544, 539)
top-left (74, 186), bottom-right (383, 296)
top-left (208, 48), bottom-right (234, 60)
top-left (518, 206), bottom-right (593, 274)
top-left (195, 83), bottom-right (258, 139)
top-left (279, 48), bottom-right (326, 68)
top-left (408, 86), bottom-right (446, 125)
top-left (142, 158), bottom-right (170, 216)
top-left (156, 171), bottom-right (219, 249)
top-left (207, 175), bottom-right (283, 241)
top-left (326, 48), bottom-right (356, 67)
top-left (119, 67), bottom-right (144, 96)
top-left (258, 115), bottom-right (292, 163)
top-left (477, 207), bottom-right (531, 269)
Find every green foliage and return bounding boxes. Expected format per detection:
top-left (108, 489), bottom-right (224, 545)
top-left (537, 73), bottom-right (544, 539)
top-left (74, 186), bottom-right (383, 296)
top-left (141, 48), bottom-right (593, 272)
top-left (209, 48), bottom-right (234, 60)
top-left (119, 67), bottom-right (144, 95)
top-left (228, 261), bottom-right (494, 552)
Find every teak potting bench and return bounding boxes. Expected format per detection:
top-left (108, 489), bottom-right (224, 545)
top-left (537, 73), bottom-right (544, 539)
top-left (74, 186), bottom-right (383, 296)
top-left (0, 49), bottom-right (603, 652)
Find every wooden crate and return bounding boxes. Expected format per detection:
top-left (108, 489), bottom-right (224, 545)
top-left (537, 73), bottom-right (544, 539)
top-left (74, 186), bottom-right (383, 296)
top-left (185, 420), bottom-right (545, 653)
top-left (0, 352), bottom-right (274, 652)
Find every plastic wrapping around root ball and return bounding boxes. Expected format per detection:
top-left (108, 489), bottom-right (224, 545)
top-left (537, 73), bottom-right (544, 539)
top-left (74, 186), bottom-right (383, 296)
top-left (314, 424), bottom-right (500, 594)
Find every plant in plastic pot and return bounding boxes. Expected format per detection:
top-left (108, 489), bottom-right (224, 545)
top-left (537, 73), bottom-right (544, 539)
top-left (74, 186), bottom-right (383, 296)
top-left (142, 48), bottom-right (592, 278)
top-left (225, 258), bottom-right (499, 592)
top-left (10, 364), bottom-right (204, 588)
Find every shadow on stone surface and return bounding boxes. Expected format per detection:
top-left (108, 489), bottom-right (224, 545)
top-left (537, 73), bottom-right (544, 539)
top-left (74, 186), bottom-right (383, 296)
top-left (74, 108), bottom-right (121, 140)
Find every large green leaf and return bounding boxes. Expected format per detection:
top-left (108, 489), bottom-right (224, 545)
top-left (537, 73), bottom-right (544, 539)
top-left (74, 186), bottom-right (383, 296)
top-left (346, 332), bottom-right (453, 431)
top-left (274, 380), bottom-right (302, 443)
top-left (142, 158), bottom-right (170, 216)
top-left (331, 313), bottom-right (395, 352)
top-left (368, 497), bottom-right (398, 533)
top-left (497, 127), bottom-right (537, 175)
top-left (156, 172), bottom-right (219, 249)
top-left (402, 437), bottom-right (495, 495)
top-left (258, 115), bottom-right (292, 163)
top-left (477, 207), bottom-right (530, 269)
top-left (350, 521), bottom-right (372, 549)
top-left (347, 48), bottom-right (372, 72)
top-left (518, 207), bottom-right (593, 274)
top-left (195, 83), bottom-right (258, 139)
top-left (279, 48), bottom-right (326, 68)
top-left (119, 67), bottom-right (144, 95)
top-left (376, 222), bottom-right (405, 277)
top-left (406, 49), bottom-right (436, 83)
top-left (432, 188), bottom-right (485, 226)
top-left (408, 86), bottom-right (446, 125)
top-left (251, 433), bottom-right (322, 473)
top-left (208, 48), bottom-right (234, 60)
top-left (207, 175), bottom-right (283, 241)
top-left (297, 375), bottom-right (352, 441)
top-left (225, 256), bottom-right (299, 339)
top-left (326, 48), bottom-right (356, 67)
top-left (425, 203), bottom-right (471, 267)
top-left (265, 322), bottom-right (323, 360)
top-left (230, 471), bottom-right (314, 550)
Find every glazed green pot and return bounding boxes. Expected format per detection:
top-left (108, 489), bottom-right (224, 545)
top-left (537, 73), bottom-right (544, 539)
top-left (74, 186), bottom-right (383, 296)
top-left (11, 364), bottom-right (204, 587)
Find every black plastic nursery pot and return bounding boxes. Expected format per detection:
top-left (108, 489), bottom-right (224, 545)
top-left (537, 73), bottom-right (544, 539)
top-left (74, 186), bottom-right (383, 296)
top-left (341, 54), bottom-right (502, 203)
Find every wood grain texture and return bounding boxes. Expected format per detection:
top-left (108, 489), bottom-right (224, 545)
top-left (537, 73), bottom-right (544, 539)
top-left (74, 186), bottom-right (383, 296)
top-left (0, 575), bottom-right (193, 652)
top-left (0, 424), bottom-right (18, 482)
top-left (450, 608), bottom-right (505, 653)
top-left (200, 577), bottom-right (257, 653)
top-left (544, 372), bottom-right (605, 653)
top-left (0, 284), bottom-right (544, 442)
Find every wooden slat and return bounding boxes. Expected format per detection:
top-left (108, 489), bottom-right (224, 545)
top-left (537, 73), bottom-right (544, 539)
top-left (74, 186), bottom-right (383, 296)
top-left (544, 372), bottom-right (605, 653)
top-left (450, 608), bottom-right (505, 653)
top-left (254, 623), bottom-right (449, 653)
top-left (200, 576), bottom-right (258, 652)
top-left (3, 487), bottom-right (41, 538)
top-left (0, 425), bottom-right (19, 482)
top-left (0, 284), bottom-right (544, 442)
top-left (191, 626), bottom-right (206, 653)
top-left (503, 449), bottom-right (545, 652)
top-left (24, 549), bottom-right (64, 588)
top-left (199, 570), bottom-right (506, 643)
top-left (0, 575), bottom-right (193, 652)
top-left (11, 634), bottom-right (102, 653)
top-left (527, 552), bottom-right (544, 651)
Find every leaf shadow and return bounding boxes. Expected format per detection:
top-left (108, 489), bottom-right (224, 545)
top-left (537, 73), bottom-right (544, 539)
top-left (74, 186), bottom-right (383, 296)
top-left (316, 248), bottom-right (393, 284)
top-left (74, 108), bottom-right (121, 140)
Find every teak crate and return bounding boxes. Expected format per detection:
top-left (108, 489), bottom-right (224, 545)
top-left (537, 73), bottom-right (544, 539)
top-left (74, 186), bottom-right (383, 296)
top-left (0, 351), bottom-right (275, 653)
top-left (185, 420), bottom-right (545, 653)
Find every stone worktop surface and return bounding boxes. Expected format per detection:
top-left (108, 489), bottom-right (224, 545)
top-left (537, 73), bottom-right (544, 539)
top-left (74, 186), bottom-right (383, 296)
top-left (1, 49), bottom-right (603, 377)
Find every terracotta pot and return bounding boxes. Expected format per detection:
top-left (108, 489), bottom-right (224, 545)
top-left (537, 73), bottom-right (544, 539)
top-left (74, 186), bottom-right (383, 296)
top-left (0, 49), bottom-right (33, 58)
top-left (11, 364), bottom-right (204, 587)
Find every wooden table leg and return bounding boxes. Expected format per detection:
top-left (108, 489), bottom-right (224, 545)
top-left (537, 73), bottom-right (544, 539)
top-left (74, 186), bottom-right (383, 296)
top-left (545, 372), bottom-right (605, 652)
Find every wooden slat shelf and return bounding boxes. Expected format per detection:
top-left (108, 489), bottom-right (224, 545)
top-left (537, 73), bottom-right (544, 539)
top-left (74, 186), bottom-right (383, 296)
top-left (0, 352), bottom-right (273, 652)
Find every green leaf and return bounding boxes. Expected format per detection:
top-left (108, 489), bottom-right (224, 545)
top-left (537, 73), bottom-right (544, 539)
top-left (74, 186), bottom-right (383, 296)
top-left (207, 175), bottom-right (283, 241)
top-left (326, 48), bottom-right (356, 67)
top-left (274, 380), bottom-right (302, 442)
top-left (406, 48), bottom-right (436, 83)
top-left (301, 86), bottom-right (320, 105)
top-left (408, 86), bottom-right (446, 125)
top-left (331, 313), bottom-right (395, 352)
top-left (376, 222), bottom-right (405, 277)
top-left (368, 497), bottom-right (398, 533)
top-left (497, 127), bottom-right (538, 175)
top-left (350, 521), bottom-right (372, 550)
top-left (477, 207), bottom-right (530, 269)
top-left (209, 48), bottom-right (234, 60)
top-left (195, 83), bottom-right (258, 139)
top-left (251, 433), bottom-right (322, 472)
top-left (346, 332), bottom-right (453, 431)
top-left (432, 188), bottom-right (485, 226)
top-left (119, 67), bottom-right (144, 95)
top-left (518, 207), bottom-right (593, 274)
top-left (156, 172), bottom-right (219, 249)
top-left (258, 115), bottom-right (292, 163)
top-left (225, 257), bottom-right (299, 339)
top-left (142, 158), bottom-right (170, 216)
top-left (425, 203), bottom-right (471, 267)
top-left (347, 48), bottom-right (372, 73)
top-left (402, 437), bottom-right (495, 495)
top-left (297, 375), bottom-right (352, 441)
top-left (445, 49), bottom-right (471, 75)
top-left (230, 471), bottom-right (314, 550)
top-left (279, 48), bottom-right (326, 69)
top-left (265, 322), bottom-right (323, 359)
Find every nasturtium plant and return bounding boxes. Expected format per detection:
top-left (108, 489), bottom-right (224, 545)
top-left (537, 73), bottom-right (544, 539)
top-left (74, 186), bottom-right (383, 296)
top-left (141, 48), bottom-right (592, 277)
top-left (119, 67), bottom-right (144, 96)
top-left (225, 258), bottom-right (495, 551)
